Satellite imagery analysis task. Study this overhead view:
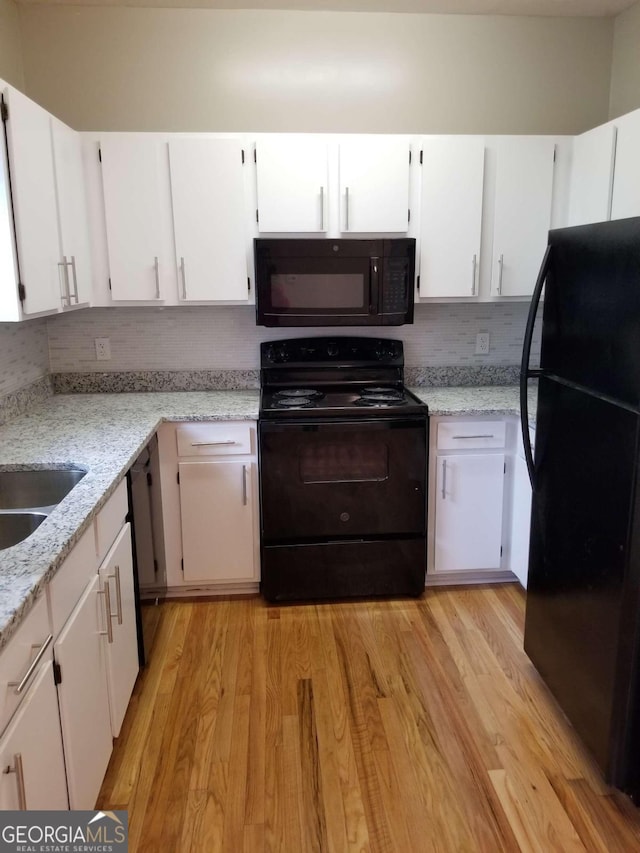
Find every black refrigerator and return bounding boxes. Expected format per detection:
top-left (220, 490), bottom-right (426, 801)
top-left (520, 216), bottom-right (640, 801)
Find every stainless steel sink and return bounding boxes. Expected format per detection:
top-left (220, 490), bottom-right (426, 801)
top-left (0, 468), bottom-right (87, 549)
top-left (0, 468), bottom-right (86, 512)
top-left (0, 511), bottom-right (47, 550)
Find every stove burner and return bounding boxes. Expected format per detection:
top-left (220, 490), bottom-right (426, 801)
top-left (354, 398), bottom-right (408, 408)
top-left (363, 386), bottom-right (403, 397)
top-left (273, 397), bottom-right (318, 409)
top-left (274, 388), bottom-right (324, 400)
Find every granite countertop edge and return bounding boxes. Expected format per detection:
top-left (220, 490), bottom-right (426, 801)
top-left (0, 385), bottom-right (531, 651)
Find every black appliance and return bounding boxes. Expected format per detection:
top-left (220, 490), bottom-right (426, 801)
top-left (520, 216), bottom-right (640, 800)
top-left (254, 238), bottom-right (415, 327)
top-left (126, 437), bottom-right (166, 666)
top-left (258, 336), bottom-right (428, 601)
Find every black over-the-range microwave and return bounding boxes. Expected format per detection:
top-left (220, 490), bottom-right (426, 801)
top-left (254, 238), bottom-right (416, 327)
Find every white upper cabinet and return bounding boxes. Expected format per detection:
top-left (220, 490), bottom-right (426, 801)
top-left (99, 134), bottom-right (167, 301)
top-left (169, 138), bottom-right (249, 301)
top-left (567, 123), bottom-right (616, 227)
top-left (611, 109), bottom-right (640, 220)
top-left (51, 117), bottom-right (92, 308)
top-left (0, 85), bottom-right (61, 318)
top-left (339, 136), bottom-right (411, 233)
top-left (255, 136), bottom-right (329, 233)
top-left (419, 136), bottom-right (484, 298)
top-left (490, 137), bottom-right (556, 298)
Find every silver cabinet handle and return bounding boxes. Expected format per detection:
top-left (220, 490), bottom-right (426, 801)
top-left (471, 254), bottom-right (477, 295)
top-left (70, 256), bottom-right (79, 303)
top-left (108, 565), bottom-right (123, 625)
top-left (98, 582), bottom-right (114, 644)
top-left (345, 186), bottom-right (350, 231)
top-left (190, 440), bottom-right (238, 447)
top-left (497, 254), bottom-right (504, 295)
top-left (58, 256), bottom-right (70, 306)
top-left (441, 459), bottom-right (447, 500)
top-left (3, 753), bottom-right (27, 809)
top-left (451, 434), bottom-right (496, 440)
top-left (153, 256), bottom-right (160, 299)
top-left (242, 464), bottom-right (248, 506)
top-left (180, 256), bottom-right (187, 300)
top-left (8, 634), bottom-right (53, 695)
top-left (320, 186), bottom-right (325, 231)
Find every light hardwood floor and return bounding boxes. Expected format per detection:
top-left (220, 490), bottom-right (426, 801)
top-left (98, 585), bottom-right (640, 852)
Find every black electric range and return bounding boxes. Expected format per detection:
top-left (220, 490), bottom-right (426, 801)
top-left (258, 337), bottom-right (429, 602)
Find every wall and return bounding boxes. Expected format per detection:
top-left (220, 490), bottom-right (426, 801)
top-left (609, 0), bottom-right (640, 118)
top-left (47, 302), bottom-right (538, 374)
top-left (19, 8), bottom-right (613, 135)
top-left (0, 318), bottom-right (48, 395)
top-left (0, 0), bottom-right (24, 89)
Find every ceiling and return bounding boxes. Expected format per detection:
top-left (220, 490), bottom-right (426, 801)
top-left (14, 0), bottom-right (638, 16)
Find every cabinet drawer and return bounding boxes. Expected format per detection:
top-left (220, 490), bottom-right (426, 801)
top-left (176, 422), bottom-right (253, 457)
top-left (95, 478), bottom-right (128, 565)
top-left (436, 420), bottom-right (506, 450)
top-left (0, 594), bottom-right (52, 736)
top-left (47, 526), bottom-right (96, 638)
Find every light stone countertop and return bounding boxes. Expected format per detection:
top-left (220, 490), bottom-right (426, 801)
top-left (0, 384), bottom-right (534, 651)
top-left (0, 391), bottom-right (259, 651)
top-left (410, 384), bottom-right (537, 425)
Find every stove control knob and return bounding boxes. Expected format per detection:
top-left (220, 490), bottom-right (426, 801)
top-left (275, 345), bottom-right (289, 363)
top-left (327, 343), bottom-right (339, 358)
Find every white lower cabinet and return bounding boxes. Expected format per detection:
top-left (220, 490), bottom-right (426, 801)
top-left (54, 573), bottom-right (113, 810)
top-left (434, 453), bottom-right (505, 572)
top-left (98, 523), bottom-right (138, 737)
top-left (429, 417), bottom-right (511, 580)
top-left (179, 460), bottom-right (255, 583)
top-left (0, 659), bottom-right (68, 809)
top-left (509, 427), bottom-right (535, 589)
top-left (158, 420), bottom-right (260, 591)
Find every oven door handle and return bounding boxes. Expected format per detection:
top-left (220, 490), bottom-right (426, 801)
top-left (369, 256), bottom-right (380, 314)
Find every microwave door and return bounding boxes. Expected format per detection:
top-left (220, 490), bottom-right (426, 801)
top-left (370, 256), bottom-right (380, 316)
top-left (260, 257), bottom-right (376, 326)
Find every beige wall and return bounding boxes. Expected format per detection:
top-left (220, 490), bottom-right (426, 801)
top-left (609, 0), bottom-right (640, 118)
top-left (0, 0), bottom-right (24, 89)
top-left (19, 7), bottom-right (612, 134)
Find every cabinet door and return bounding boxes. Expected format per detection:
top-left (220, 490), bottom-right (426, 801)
top-left (510, 451), bottom-right (532, 589)
top-left (256, 136), bottom-right (328, 232)
top-left (339, 137), bottom-right (410, 233)
top-left (169, 138), bottom-right (248, 302)
top-left (51, 117), bottom-right (92, 307)
top-left (419, 136), bottom-right (484, 298)
top-left (0, 661), bottom-right (68, 810)
top-left (491, 137), bottom-right (555, 297)
top-left (434, 453), bottom-right (505, 572)
top-left (179, 460), bottom-right (255, 583)
top-left (2, 86), bottom-right (61, 315)
top-left (611, 109), bottom-right (640, 220)
top-left (567, 124), bottom-right (616, 227)
top-left (55, 574), bottom-right (113, 810)
top-left (98, 523), bottom-right (138, 738)
top-left (100, 135), bottom-right (165, 301)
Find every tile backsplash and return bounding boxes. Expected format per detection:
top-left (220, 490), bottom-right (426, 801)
top-left (0, 319), bottom-right (49, 395)
top-left (47, 302), bottom-right (539, 373)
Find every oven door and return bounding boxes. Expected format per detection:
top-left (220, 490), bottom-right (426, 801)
top-left (255, 241), bottom-right (380, 327)
top-left (259, 418), bottom-right (427, 541)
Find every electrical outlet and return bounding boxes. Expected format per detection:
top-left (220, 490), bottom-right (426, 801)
top-left (95, 337), bottom-right (111, 361)
top-left (475, 332), bottom-right (490, 355)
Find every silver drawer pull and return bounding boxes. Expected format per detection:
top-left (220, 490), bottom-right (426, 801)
top-left (190, 440), bottom-right (238, 447)
top-left (3, 753), bottom-right (26, 809)
top-left (70, 256), bottom-right (79, 303)
top-left (108, 565), bottom-right (123, 625)
top-left (153, 256), bottom-right (160, 299)
top-left (98, 582), bottom-right (114, 644)
top-left (452, 434), bottom-right (496, 440)
top-left (441, 459), bottom-right (447, 500)
top-left (242, 464), bottom-right (248, 506)
top-left (8, 634), bottom-right (53, 695)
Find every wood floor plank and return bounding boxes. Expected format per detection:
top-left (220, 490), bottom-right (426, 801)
top-left (98, 587), bottom-right (640, 852)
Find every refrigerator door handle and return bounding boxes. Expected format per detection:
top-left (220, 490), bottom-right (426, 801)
top-left (520, 244), bottom-right (551, 489)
